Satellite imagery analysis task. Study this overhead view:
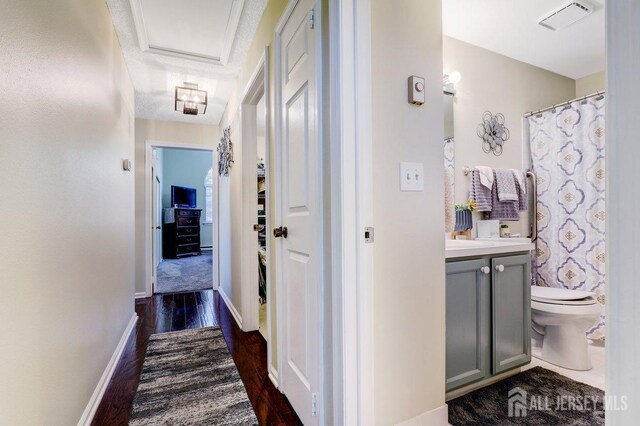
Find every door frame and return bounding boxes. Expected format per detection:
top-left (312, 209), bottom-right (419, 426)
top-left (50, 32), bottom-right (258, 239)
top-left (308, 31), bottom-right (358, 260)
top-left (239, 48), bottom-right (275, 381)
top-left (144, 140), bottom-right (218, 297)
top-left (327, 0), bottom-right (374, 424)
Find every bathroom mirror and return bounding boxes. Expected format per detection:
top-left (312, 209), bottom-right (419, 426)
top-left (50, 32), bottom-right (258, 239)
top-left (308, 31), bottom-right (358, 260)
top-left (444, 93), bottom-right (455, 205)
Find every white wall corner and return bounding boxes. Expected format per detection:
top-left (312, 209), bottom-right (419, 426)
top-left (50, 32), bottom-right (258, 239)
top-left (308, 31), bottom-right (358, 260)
top-left (395, 404), bottom-right (449, 426)
top-left (268, 366), bottom-right (279, 388)
top-left (218, 285), bottom-right (243, 329)
top-left (77, 313), bottom-right (138, 426)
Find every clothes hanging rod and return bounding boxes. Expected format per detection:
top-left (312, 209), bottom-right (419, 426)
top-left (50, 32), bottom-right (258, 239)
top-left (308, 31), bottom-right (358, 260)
top-left (523, 90), bottom-right (605, 118)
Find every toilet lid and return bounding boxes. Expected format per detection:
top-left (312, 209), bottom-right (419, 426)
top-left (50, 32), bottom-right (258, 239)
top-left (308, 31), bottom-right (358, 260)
top-left (531, 286), bottom-right (596, 305)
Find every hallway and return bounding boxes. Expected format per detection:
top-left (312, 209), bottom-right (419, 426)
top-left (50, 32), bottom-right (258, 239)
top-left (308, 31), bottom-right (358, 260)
top-left (93, 290), bottom-right (301, 425)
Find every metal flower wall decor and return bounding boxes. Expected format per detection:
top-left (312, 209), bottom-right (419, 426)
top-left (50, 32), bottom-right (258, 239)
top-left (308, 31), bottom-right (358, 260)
top-left (217, 126), bottom-right (234, 176)
top-left (476, 111), bottom-right (510, 156)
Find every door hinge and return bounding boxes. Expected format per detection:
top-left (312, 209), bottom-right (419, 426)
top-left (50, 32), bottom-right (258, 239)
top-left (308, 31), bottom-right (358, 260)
top-left (308, 8), bottom-right (315, 29)
top-left (311, 393), bottom-right (318, 417)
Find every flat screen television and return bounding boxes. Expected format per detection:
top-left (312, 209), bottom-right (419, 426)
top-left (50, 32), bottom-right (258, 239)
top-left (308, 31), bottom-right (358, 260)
top-left (171, 185), bottom-right (197, 208)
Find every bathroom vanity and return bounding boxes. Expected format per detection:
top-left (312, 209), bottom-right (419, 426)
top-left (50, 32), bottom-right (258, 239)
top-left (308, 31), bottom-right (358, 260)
top-left (445, 239), bottom-right (534, 392)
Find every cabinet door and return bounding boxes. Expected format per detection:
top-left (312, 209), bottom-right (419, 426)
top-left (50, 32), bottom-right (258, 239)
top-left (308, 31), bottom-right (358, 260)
top-left (446, 258), bottom-right (491, 391)
top-left (492, 254), bottom-right (531, 374)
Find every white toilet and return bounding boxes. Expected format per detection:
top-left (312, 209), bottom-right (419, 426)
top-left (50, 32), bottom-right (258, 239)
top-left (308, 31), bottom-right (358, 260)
top-left (530, 286), bottom-right (600, 371)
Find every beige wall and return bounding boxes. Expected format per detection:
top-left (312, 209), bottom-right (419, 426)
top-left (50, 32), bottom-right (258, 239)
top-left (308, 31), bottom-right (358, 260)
top-left (371, 0), bottom-right (447, 423)
top-left (576, 71), bottom-right (605, 97)
top-left (0, 0), bottom-right (135, 424)
top-left (217, 0), bottom-right (287, 375)
top-left (444, 36), bottom-right (576, 235)
top-left (134, 119), bottom-right (219, 294)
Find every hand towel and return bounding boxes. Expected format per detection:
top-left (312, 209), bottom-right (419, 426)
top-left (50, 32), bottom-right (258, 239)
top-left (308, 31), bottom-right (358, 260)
top-left (495, 168), bottom-right (518, 202)
top-left (511, 169), bottom-right (526, 196)
top-left (475, 166), bottom-right (494, 190)
top-left (515, 175), bottom-right (528, 212)
top-left (489, 171), bottom-right (520, 220)
top-left (469, 170), bottom-right (492, 212)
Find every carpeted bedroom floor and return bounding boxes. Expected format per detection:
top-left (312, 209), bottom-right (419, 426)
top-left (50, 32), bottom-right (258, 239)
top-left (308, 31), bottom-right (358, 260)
top-left (156, 252), bottom-right (213, 294)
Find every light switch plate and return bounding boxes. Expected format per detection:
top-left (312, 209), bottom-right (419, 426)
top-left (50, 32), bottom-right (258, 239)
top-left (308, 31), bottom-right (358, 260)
top-left (400, 162), bottom-right (424, 191)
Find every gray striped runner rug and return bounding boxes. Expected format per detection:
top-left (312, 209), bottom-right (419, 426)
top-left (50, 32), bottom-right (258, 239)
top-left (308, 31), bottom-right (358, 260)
top-left (129, 327), bottom-right (258, 425)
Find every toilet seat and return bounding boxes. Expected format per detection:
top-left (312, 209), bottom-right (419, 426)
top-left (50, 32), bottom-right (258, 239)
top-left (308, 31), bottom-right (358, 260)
top-left (531, 286), bottom-right (596, 306)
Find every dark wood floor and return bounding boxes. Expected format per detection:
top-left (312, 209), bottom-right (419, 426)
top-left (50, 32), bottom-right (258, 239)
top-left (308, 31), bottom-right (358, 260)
top-left (92, 290), bottom-right (301, 425)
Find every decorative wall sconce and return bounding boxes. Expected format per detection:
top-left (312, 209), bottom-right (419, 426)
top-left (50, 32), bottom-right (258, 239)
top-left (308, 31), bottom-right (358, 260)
top-left (175, 82), bottom-right (207, 115)
top-left (217, 126), bottom-right (233, 176)
top-left (443, 71), bottom-right (461, 95)
top-left (477, 111), bottom-right (510, 156)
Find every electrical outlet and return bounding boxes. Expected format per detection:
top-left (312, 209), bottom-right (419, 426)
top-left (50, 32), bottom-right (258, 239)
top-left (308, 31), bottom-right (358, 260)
top-left (400, 162), bottom-right (424, 191)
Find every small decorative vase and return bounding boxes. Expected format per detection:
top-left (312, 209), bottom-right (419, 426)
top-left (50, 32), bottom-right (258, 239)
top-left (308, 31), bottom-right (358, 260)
top-left (454, 210), bottom-right (473, 232)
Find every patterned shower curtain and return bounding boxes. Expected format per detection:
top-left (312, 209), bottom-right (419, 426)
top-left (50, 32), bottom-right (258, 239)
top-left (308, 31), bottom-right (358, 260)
top-left (527, 94), bottom-right (605, 340)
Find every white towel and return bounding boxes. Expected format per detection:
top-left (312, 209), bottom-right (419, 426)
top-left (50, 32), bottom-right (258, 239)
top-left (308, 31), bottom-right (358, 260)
top-left (475, 166), bottom-right (494, 190)
top-left (495, 168), bottom-right (518, 202)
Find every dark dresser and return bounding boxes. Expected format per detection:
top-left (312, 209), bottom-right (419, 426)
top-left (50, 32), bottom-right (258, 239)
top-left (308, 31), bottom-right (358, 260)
top-left (163, 208), bottom-right (202, 258)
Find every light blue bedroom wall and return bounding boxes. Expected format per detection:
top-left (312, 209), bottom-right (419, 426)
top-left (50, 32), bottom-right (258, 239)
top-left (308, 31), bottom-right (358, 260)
top-left (160, 148), bottom-right (213, 247)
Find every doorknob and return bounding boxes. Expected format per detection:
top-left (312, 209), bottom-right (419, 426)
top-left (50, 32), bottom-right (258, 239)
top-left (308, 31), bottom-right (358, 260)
top-left (495, 264), bottom-right (505, 272)
top-left (480, 266), bottom-right (490, 274)
top-left (273, 226), bottom-right (288, 238)
top-left (254, 224), bottom-right (260, 231)
top-left (155, 226), bottom-right (161, 230)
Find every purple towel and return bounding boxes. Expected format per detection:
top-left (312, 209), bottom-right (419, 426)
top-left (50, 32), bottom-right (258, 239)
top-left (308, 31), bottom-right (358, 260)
top-left (469, 171), bottom-right (492, 212)
top-left (516, 178), bottom-right (528, 212)
top-left (489, 171), bottom-right (520, 220)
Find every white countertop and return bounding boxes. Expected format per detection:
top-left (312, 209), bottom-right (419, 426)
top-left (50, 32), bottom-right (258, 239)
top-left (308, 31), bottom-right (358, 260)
top-left (445, 238), bottom-right (535, 259)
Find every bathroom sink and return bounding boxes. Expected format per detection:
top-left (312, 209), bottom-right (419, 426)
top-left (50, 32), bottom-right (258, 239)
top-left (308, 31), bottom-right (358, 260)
top-left (445, 240), bottom-right (495, 249)
top-left (445, 238), bottom-right (534, 258)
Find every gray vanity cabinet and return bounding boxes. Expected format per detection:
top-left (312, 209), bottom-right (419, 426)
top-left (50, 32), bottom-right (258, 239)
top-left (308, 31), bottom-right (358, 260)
top-left (446, 253), bottom-right (531, 392)
top-left (491, 254), bottom-right (531, 374)
top-left (445, 258), bottom-right (491, 392)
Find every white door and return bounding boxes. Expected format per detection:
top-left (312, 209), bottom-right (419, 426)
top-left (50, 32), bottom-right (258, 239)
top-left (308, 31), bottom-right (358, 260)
top-left (276, 1), bottom-right (321, 424)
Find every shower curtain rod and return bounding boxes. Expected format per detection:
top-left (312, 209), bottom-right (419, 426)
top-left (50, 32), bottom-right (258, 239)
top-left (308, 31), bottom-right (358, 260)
top-left (523, 90), bottom-right (605, 118)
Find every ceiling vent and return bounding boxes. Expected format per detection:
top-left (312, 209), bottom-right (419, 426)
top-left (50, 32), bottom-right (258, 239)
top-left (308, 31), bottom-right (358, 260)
top-left (538, 1), bottom-right (594, 31)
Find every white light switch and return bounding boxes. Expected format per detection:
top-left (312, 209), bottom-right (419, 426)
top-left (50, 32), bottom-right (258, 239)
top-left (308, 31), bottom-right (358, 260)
top-left (400, 162), bottom-right (424, 191)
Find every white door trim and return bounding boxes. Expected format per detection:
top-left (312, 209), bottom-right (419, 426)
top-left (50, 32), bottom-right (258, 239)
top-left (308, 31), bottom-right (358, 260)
top-left (143, 140), bottom-right (218, 297)
top-left (328, 0), bottom-right (374, 424)
top-left (239, 48), bottom-right (276, 383)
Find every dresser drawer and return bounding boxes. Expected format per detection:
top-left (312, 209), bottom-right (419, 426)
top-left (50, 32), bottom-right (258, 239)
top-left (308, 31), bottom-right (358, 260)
top-left (177, 226), bottom-right (198, 236)
top-left (176, 244), bottom-right (200, 255)
top-left (177, 209), bottom-right (201, 217)
top-left (177, 216), bottom-right (199, 226)
top-left (178, 235), bottom-right (200, 246)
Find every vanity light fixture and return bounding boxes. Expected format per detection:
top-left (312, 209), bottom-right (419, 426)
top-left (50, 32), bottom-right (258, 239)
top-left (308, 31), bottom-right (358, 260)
top-left (175, 82), bottom-right (207, 115)
top-left (443, 71), bottom-right (461, 95)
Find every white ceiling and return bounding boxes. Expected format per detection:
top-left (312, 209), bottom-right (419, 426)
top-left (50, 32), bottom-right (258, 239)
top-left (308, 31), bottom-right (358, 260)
top-left (107, 0), bottom-right (267, 125)
top-left (442, 0), bottom-right (605, 79)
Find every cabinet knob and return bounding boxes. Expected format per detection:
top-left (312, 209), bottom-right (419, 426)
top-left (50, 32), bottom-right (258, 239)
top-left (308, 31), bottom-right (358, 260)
top-left (480, 266), bottom-right (490, 274)
top-left (496, 264), bottom-right (505, 272)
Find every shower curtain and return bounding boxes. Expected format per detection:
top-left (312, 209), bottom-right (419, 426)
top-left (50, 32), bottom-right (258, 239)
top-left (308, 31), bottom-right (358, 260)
top-left (526, 94), bottom-right (605, 340)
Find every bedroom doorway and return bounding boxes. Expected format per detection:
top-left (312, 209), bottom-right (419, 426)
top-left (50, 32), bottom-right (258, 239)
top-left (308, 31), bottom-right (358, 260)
top-left (145, 142), bottom-right (217, 296)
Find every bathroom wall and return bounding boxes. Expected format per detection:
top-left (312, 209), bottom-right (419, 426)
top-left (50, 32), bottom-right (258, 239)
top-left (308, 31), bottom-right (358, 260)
top-left (576, 71), bottom-right (605, 97)
top-left (371, 0), bottom-right (447, 423)
top-left (443, 36), bottom-right (576, 235)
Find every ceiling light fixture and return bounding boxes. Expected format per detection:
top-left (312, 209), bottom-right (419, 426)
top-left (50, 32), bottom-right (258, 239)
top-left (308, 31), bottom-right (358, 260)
top-left (175, 82), bottom-right (207, 115)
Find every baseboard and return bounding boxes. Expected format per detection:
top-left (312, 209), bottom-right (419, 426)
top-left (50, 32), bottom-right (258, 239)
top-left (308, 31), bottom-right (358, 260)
top-left (396, 403), bottom-right (449, 426)
top-left (268, 366), bottom-right (279, 389)
top-left (134, 291), bottom-right (148, 299)
top-left (218, 286), bottom-right (242, 329)
top-left (77, 313), bottom-right (138, 426)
